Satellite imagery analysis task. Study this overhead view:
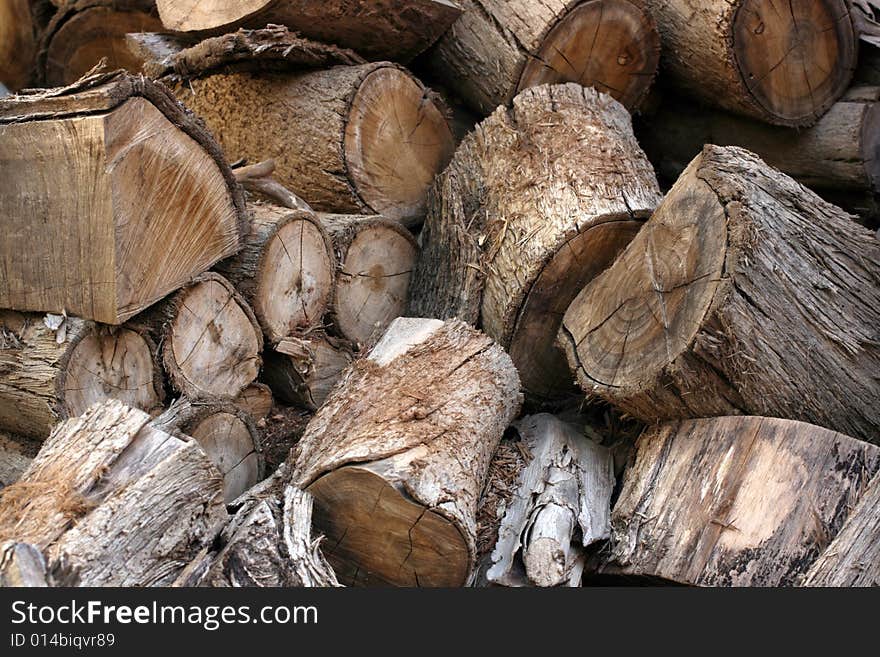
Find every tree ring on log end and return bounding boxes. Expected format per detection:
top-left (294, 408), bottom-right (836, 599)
top-left (308, 466), bottom-right (470, 587)
top-left (188, 411), bottom-right (261, 503)
top-left (561, 171), bottom-right (727, 389)
top-left (733, 0), bottom-right (856, 125)
top-left (509, 217), bottom-right (643, 399)
top-left (517, 0), bottom-right (660, 110)
top-left (157, 0), bottom-right (270, 33)
top-left (344, 67), bottom-right (455, 223)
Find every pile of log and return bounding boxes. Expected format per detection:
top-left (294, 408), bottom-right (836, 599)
top-left (0, 0), bottom-right (879, 589)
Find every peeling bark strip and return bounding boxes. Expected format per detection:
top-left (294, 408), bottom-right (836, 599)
top-left (642, 0), bottom-right (857, 126)
top-left (178, 63), bottom-right (455, 226)
top-left (409, 84), bottom-right (660, 400)
top-left (605, 416), bottom-right (880, 586)
top-left (487, 414), bottom-right (614, 587)
top-left (642, 86), bottom-right (880, 195)
top-left (428, 0), bottom-right (660, 114)
top-left (0, 70), bottom-right (246, 325)
top-left (560, 145), bottom-right (880, 444)
top-left (0, 400), bottom-right (228, 586)
top-left (0, 311), bottom-right (164, 439)
top-left (288, 318), bottom-right (522, 587)
top-left (0, 0), bottom-right (53, 91)
top-left (155, 0), bottom-right (461, 62)
top-left (133, 272), bottom-right (263, 402)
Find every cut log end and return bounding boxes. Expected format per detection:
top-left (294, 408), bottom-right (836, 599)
top-left (188, 411), bottom-right (261, 503)
top-left (157, 0), bottom-right (273, 33)
top-left (308, 466), bottom-right (470, 587)
top-left (732, 0), bottom-right (856, 125)
top-left (0, 0), bottom-right (41, 91)
top-left (344, 67), bottom-right (455, 222)
top-left (517, 0), bottom-right (660, 110)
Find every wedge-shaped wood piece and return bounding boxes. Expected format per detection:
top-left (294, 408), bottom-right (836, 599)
top-left (606, 416), bottom-right (880, 586)
top-left (0, 71), bottom-right (246, 325)
top-left (0, 400), bottom-right (228, 586)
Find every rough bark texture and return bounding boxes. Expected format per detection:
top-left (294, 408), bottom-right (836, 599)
top-left (486, 414), bottom-right (614, 587)
top-left (0, 400), bottom-right (228, 586)
top-left (156, 0), bottom-right (462, 62)
top-left (560, 145), bottom-right (880, 444)
top-left (0, 434), bottom-right (40, 489)
top-left (0, 0), bottom-right (53, 91)
top-left (605, 416), bottom-right (880, 586)
top-left (0, 541), bottom-right (50, 587)
top-left (288, 317), bottom-right (522, 586)
top-left (428, 0), bottom-right (660, 114)
top-left (0, 70), bottom-right (246, 325)
top-left (216, 203), bottom-right (335, 345)
top-left (641, 86), bottom-right (880, 193)
top-left (409, 84), bottom-right (660, 400)
top-left (0, 311), bottom-right (165, 439)
top-left (177, 63), bottom-right (454, 226)
top-left (641, 0), bottom-right (857, 126)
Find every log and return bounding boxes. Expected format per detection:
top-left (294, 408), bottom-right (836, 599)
top-left (155, 0), bottom-right (462, 62)
top-left (0, 0), bottom-right (53, 91)
top-left (234, 383), bottom-right (274, 421)
top-left (486, 414), bottom-right (614, 587)
top-left (39, 0), bottom-right (162, 86)
top-left (409, 84), bottom-right (660, 400)
top-left (0, 541), bottom-right (49, 587)
top-left (560, 145), bottom-right (880, 444)
top-left (0, 311), bottom-right (165, 439)
top-left (427, 0), bottom-right (660, 114)
top-left (262, 333), bottom-right (355, 410)
top-left (640, 86), bottom-right (880, 194)
top-left (153, 398), bottom-right (263, 503)
top-left (135, 273), bottom-right (263, 402)
top-left (216, 204), bottom-right (335, 345)
top-left (0, 400), bottom-right (228, 586)
top-left (0, 434), bottom-right (40, 489)
top-left (604, 416), bottom-right (880, 586)
top-left (0, 70), bottom-right (246, 325)
top-left (288, 317), bottom-right (522, 586)
top-left (318, 213), bottom-right (418, 345)
top-left (641, 0), bottom-right (857, 126)
top-left (177, 63), bottom-right (455, 226)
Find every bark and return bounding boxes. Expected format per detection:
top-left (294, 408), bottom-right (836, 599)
top-left (604, 416), bottom-right (880, 586)
top-left (0, 400), bottom-right (228, 586)
top-left (0, 541), bottom-right (49, 587)
top-left (409, 83), bottom-right (660, 400)
top-left (216, 203), bottom-right (335, 345)
top-left (0, 434), bottom-right (40, 489)
top-left (176, 63), bottom-right (455, 226)
top-left (0, 70), bottom-right (246, 325)
top-left (0, 311), bottom-right (165, 439)
top-left (287, 317), bottom-right (522, 586)
top-left (155, 0), bottom-right (461, 62)
top-left (560, 145), bottom-right (880, 444)
top-left (0, 0), bottom-right (53, 91)
top-left (428, 0), bottom-right (659, 115)
top-left (641, 0), bottom-right (857, 126)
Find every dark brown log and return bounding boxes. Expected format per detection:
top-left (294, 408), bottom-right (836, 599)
top-left (0, 0), bottom-right (53, 91)
top-left (409, 84), bottom-right (660, 400)
top-left (288, 318), bottom-right (522, 586)
top-left (428, 0), bottom-right (660, 114)
top-left (262, 333), bottom-right (354, 410)
top-left (605, 416), bottom-right (880, 586)
top-left (0, 70), bottom-right (246, 325)
top-left (560, 145), bottom-right (880, 444)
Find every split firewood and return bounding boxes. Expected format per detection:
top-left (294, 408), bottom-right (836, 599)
top-left (154, 0), bottom-right (462, 62)
top-left (153, 398), bottom-right (263, 503)
top-left (560, 145), bottom-right (880, 444)
top-left (409, 84), bottom-right (660, 400)
top-left (0, 70), bottom-right (246, 325)
top-left (134, 273), bottom-right (262, 402)
top-left (0, 311), bottom-right (165, 439)
top-left (234, 383), bottom-right (274, 421)
top-left (0, 541), bottom-right (49, 587)
top-left (175, 485), bottom-right (340, 587)
top-left (641, 86), bottom-right (880, 195)
top-left (0, 400), bottom-right (228, 586)
top-left (428, 0), bottom-right (661, 115)
top-left (318, 213), bottom-right (418, 345)
top-left (486, 414), bottom-right (614, 587)
top-left (262, 333), bottom-right (354, 410)
top-left (641, 0), bottom-right (857, 126)
top-left (38, 0), bottom-right (162, 86)
top-left (0, 0), bottom-right (53, 91)
top-left (176, 62), bottom-right (455, 226)
top-left (288, 317), bottom-right (522, 586)
top-left (216, 203), bottom-right (335, 345)
top-left (0, 434), bottom-right (40, 489)
top-left (604, 416), bottom-right (880, 586)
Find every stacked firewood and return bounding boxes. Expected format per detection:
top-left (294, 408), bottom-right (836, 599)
top-left (0, 0), bottom-right (878, 588)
